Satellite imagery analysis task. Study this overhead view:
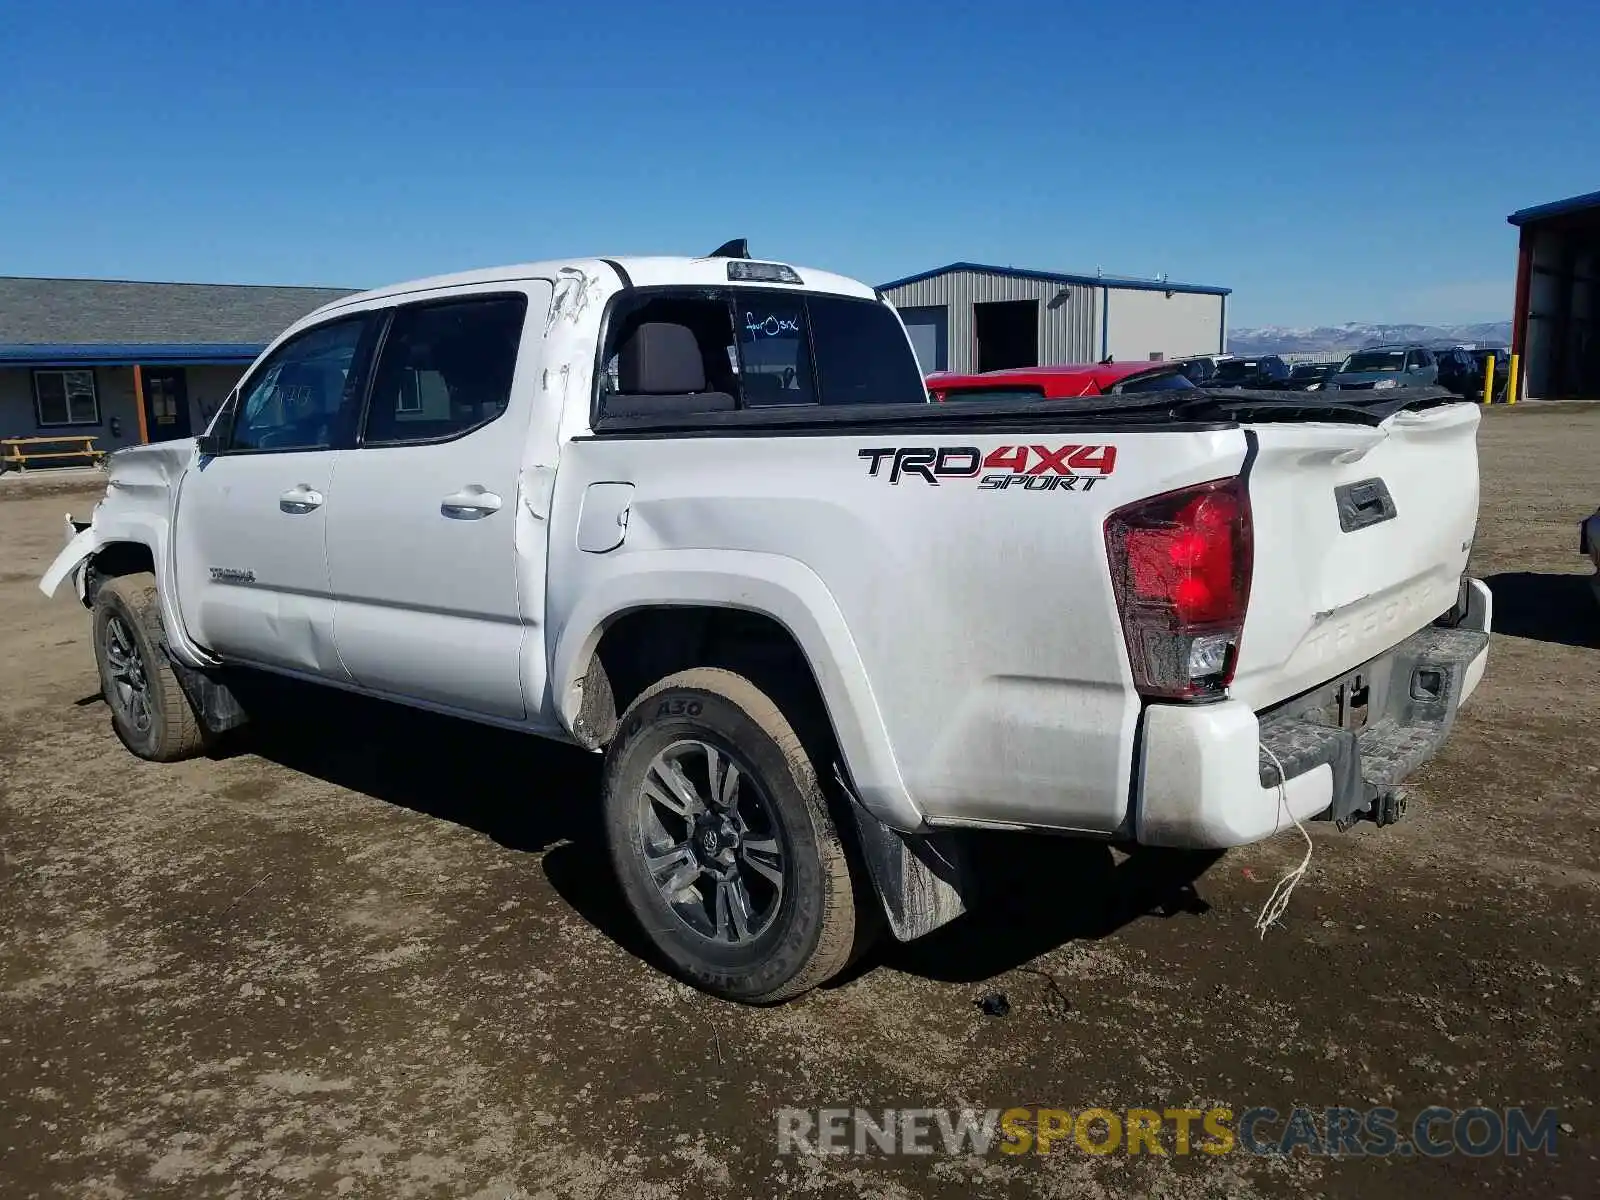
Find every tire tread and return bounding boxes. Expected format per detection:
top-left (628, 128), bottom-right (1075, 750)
top-left (95, 573), bottom-right (208, 762)
top-left (610, 667), bottom-right (856, 1003)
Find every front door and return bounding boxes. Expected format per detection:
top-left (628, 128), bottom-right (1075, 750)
top-left (171, 313), bottom-right (382, 674)
top-left (327, 287), bottom-right (545, 721)
top-left (143, 369), bottom-right (192, 441)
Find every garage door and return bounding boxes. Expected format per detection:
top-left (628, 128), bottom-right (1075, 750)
top-left (897, 305), bottom-right (948, 374)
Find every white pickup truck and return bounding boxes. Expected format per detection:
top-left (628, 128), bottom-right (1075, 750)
top-left (41, 247), bottom-right (1492, 1003)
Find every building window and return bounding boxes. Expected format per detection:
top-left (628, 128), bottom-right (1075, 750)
top-left (33, 370), bottom-right (100, 427)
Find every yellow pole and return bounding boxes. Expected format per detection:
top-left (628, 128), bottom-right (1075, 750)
top-left (1482, 353), bottom-right (1495, 404)
top-left (1507, 353), bottom-right (1520, 405)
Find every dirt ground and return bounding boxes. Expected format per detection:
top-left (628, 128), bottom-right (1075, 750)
top-left (1, 406), bottom-right (1596, 1199)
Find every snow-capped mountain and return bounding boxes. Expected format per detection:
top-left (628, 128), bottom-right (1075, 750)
top-left (1228, 321), bottom-right (1512, 357)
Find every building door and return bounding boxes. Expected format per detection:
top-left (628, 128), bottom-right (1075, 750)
top-left (142, 369), bottom-right (192, 441)
top-left (896, 305), bottom-right (948, 374)
top-left (974, 300), bottom-right (1038, 372)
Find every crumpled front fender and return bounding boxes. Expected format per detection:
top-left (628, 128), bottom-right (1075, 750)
top-left (39, 519), bottom-right (105, 605)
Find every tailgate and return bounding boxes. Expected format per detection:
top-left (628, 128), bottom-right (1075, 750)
top-left (1230, 401), bottom-right (1480, 710)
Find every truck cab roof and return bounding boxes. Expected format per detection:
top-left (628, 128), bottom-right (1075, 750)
top-left (307, 256), bottom-right (878, 326)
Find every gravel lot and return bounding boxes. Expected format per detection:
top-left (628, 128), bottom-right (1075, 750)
top-left (2, 405), bottom-right (1596, 1199)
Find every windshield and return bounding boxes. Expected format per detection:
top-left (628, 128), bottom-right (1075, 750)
top-left (937, 385), bottom-right (1045, 403)
top-left (1213, 361), bottom-right (1258, 381)
top-left (1289, 364), bottom-right (1326, 379)
top-left (1112, 370), bottom-right (1196, 393)
top-left (1341, 349), bottom-right (1407, 373)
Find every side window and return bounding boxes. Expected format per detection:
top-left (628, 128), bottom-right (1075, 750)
top-left (808, 296), bottom-right (928, 406)
top-left (734, 299), bottom-right (816, 406)
top-left (229, 316), bottom-right (376, 452)
top-left (363, 294), bottom-right (528, 445)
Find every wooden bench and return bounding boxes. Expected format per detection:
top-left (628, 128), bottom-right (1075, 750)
top-left (0, 434), bottom-right (108, 472)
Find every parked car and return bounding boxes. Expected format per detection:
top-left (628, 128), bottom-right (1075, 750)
top-left (928, 361), bottom-right (1197, 401)
top-left (41, 249), bottom-right (1492, 1004)
top-left (1328, 345), bottom-right (1439, 391)
top-left (1285, 362), bottom-right (1339, 391)
top-left (1469, 348), bottom-right (1511, 402)
top-left (1209, 356), bottom-right (1291, 389)
top-left (1433, 347), bottom-right (1482, 398)
top-left (1173, 356), bottom-right (1219, 385)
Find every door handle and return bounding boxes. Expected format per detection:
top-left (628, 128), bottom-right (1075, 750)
top-left (279, 485), bottom-right (324, 514)
top-left (441, 486), bottom-right (503, 519)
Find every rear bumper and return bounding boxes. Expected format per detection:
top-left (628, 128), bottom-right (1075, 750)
top-left (1135, 577), bottom-right (1491, 849)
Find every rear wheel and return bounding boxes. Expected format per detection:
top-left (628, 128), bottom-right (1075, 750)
top-left (601, 668), bottom-right (858, 1004)
top-left (92, 573), bottom-right (209, 762)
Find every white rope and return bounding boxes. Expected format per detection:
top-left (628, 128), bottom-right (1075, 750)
top-left (1254, 743), bottom-right (1314, 938)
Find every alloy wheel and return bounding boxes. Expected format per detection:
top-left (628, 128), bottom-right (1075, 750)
top-left (636, 739), bottom-right (787, 944)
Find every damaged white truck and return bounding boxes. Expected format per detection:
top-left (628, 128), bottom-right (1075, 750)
top-left (41, 247), bottom-right (1492, 1003)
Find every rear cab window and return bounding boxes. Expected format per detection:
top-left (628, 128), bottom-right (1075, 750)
top-left (596, 288), bottom-right (926, 420)
top-left (807, 296), bottom-right (927, 407)
top-left (736, 298), bottom-right (815, 406)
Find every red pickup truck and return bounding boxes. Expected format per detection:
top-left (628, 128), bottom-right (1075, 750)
top-left (927, 361), bottom-right (1198, 401)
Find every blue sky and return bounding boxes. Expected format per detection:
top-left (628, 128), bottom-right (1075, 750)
top-left (1, 0), bottom-right (1592, 327)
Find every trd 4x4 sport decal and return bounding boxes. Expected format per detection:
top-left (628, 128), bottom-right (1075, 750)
top-left (858, 445), bottom-right (1117, 490)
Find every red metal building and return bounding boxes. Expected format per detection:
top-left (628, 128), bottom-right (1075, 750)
top-left (1509, 191), bottom-right (1600, 400)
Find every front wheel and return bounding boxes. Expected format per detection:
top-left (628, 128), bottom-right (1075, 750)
top-left (91, 573), bottom-right (209, 762)
top-left (601, 668), bottom-right (859, 1004)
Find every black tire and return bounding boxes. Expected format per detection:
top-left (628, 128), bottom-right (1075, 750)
top-left (602, 667), bottom-right (858, 1004)
top-left (92, 573), bottom-right (209, 762)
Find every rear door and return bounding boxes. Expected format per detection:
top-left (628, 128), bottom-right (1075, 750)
top-left (326, 285), bottom-right (548, 720)
top-left (1231, 401), bottom-right (1480, 710)
top-left (172, 314), bottom-right (380, 675)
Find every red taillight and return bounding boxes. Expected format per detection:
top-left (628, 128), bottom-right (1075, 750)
top-left (1105, 477), bottom-right (1254, 700)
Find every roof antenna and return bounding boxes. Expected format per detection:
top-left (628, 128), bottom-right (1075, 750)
top-left (709, 238), bottom-right (750, 259)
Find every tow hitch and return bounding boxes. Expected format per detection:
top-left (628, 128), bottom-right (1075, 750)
top-left (1336, 787), bottom-right (1408, 832)
top-left (1260, 623), bottom-right (1488, 835)
top-left (1370, 787), bottom-right (1408, 826)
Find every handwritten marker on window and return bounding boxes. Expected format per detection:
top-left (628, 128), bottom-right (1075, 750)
top-left (745, 313), bottom-right (801, 338)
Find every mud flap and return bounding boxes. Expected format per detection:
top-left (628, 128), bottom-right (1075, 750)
top-left (163, 648), bottom-right (250, 735)
top-left (839, 768), bottom-right (970, 942)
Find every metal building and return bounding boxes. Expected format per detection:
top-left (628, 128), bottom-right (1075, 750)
top-left (1508, 190), bottom-right (1600, 400)
top-left (879, 262), bottom-right (1231, 376)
